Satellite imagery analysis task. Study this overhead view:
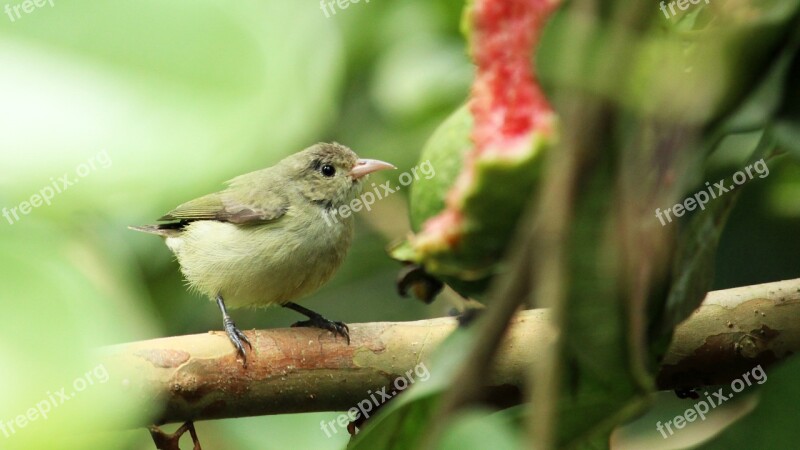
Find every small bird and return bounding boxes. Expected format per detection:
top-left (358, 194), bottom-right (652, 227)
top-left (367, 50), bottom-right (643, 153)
top-left (131, 143), bottom-right (395, 362)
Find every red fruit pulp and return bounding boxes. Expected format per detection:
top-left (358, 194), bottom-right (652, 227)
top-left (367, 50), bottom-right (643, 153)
top-left (415, 0), bottom-right (558, 251)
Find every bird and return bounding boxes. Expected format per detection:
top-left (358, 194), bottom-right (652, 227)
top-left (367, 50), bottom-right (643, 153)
top-left (131, 142), bottom-right (395, 363)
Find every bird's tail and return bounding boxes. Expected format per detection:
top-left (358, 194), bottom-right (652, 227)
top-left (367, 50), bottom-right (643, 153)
top-left (128, 224), bottom-right (181, 237)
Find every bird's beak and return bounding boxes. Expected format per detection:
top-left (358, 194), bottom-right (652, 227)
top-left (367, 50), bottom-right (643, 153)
top-left (349, 158), bottom-right (396, 179)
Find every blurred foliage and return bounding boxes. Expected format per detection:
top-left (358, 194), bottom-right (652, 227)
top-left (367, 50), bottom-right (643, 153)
top-left (0, 0), bottom-right (798, 449)
top-left (0, 0), bottom-right (467, 448)
top-left (347, 0), bottom-right (800, 449)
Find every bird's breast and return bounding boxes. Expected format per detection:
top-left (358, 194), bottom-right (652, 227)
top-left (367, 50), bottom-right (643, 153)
top-left (172, 208), bottom-right (354, 308)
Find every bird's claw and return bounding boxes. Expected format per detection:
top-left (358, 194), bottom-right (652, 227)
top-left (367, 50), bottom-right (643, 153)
top-left (292, 316), bottom-right (350, 344)
top-left (223, 317), bottom-right (252, 363)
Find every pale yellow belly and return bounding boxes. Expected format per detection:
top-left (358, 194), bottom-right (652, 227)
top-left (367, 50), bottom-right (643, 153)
top-left (167, 217), bottom-right (352, 308)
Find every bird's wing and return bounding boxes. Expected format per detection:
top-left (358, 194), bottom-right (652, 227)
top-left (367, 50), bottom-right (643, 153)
top-left (158, 188), bottom-right (289, 225)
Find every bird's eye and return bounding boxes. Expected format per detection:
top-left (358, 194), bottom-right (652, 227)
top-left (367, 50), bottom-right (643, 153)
top-left (320, 164), bottom-right (336, 177)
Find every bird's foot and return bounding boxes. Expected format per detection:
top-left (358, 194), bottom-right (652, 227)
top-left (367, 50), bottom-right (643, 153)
top-left (292, 314), bottom-right (350, 344)
top-left (223, 317), bottom-right (252, 363)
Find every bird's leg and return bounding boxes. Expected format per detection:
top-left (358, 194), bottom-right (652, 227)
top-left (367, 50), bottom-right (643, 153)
top-left (283, 302), bottom-right (350, 344)
top-left (216, 294), bottom-right (252, 363)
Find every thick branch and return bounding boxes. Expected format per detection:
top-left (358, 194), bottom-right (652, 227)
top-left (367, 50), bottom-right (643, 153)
top-left (657, 278), bottom-right (800, 388)
top-left (102, 278), bottom-right (800, 425)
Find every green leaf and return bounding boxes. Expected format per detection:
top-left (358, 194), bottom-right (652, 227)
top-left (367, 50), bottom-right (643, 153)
top-left (654, 131), bottom-right (778, 346)
top-left (772, 39), bottom-right (800, 158)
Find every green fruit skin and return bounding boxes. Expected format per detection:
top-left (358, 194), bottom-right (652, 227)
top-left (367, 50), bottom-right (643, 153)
top-left (409, 105), bottom-right (472, 232)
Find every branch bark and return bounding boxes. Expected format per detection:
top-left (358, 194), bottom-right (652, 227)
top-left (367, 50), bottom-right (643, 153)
top-left (102, 278), bottom-right (800, 426)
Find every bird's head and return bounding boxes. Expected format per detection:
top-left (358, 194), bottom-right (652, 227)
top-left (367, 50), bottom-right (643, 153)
top-left (284, 142), bottom-right (395, 209)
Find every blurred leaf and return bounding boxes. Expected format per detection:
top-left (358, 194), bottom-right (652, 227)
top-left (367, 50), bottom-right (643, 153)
top-left (549, 166), bottom-right (654, 448)
top-left (437, 409), bottom-right (521, 450)
top-left (631, 0), bottom-right (800, 123)
top-left (0, 220), bottom-right (155, 450)
top-left (538, 0), bottom-right (800, 124)
top-left (371, 37), bottom-right (472, 122)
top-left (655, 131), bottom-right (777, 346)
top-left (772, 36), bottom-right (800, 158)
top-left (0, 0), bottom-right (344, 219)
top-left (655, 189), bottom-right (740, 345)
top-left (717, 27), bottom-right (800, 133)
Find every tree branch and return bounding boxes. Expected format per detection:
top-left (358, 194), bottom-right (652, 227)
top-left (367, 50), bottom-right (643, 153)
top-left (103, 278), bottom-right (800, 426)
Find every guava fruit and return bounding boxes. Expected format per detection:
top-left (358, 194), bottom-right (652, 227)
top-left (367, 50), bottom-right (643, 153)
top-left (391, 0), bottom-right (559, 299)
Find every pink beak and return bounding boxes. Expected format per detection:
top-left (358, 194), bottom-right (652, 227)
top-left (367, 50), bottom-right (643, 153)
top-left (349, 158), bottom-right (396, 179)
